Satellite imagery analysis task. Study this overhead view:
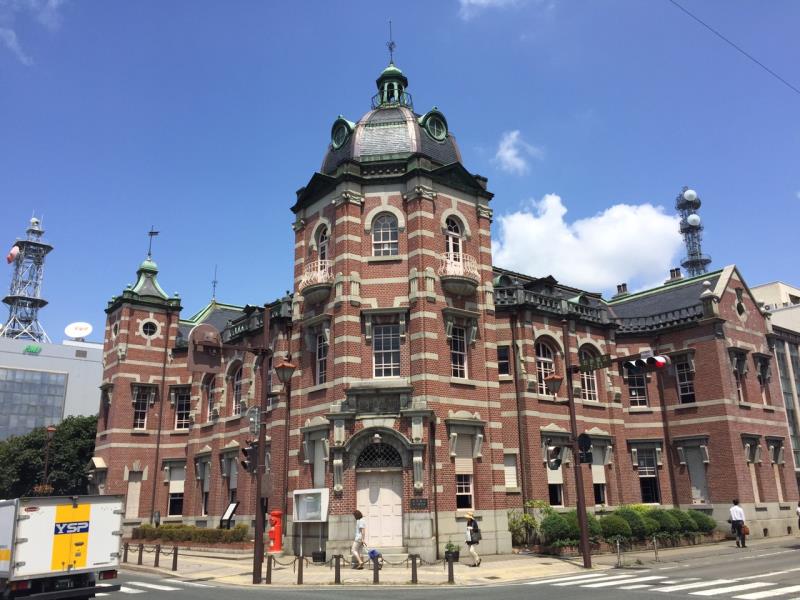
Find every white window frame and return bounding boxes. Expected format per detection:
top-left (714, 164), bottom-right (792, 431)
top-left (173, 387), bottom-right (191, 430)
top-left (132, 386), bottom-right (150, 430)
top-left (580, 348), bottom-right (599, 401)
top-left (450, 325), bottom-right (468, 379)
top-left (445, 217), bottom-right (462, 257)
top-left (628, 372), bottom-right (648, 407)
top-left (548, 483), bottom-right (564, 506)
top-left (676, 359), bottom-right (696, 403)
top-left (497, 345), bottom-right (511, 376)
top-left (316, 332), bottom-right (329, 384)
top-left (535, 342), bottom-right (555, 396)
top-left (203, 375), bottom-right (215, 422)
top-left (372, 213), bottom-right (399, 256)
top-left (636, 447), bottom-right (661, 503)
top-left (373, 323), bottom-right (401, 378)
top-left (455, 473), bottom-right (473, 509)
top-left (318, 226), bottom-right (329, 261)
top-left (503, 453), bottom-right (518, 489)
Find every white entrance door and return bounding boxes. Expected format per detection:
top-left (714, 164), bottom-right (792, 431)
top-left (356, 472), bottom-right (403, 548)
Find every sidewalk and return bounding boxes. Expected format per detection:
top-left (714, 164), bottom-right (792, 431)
top-left (119, 536), bottom-right (798, 587)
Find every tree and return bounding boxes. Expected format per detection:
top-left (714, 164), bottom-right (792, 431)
top-left (0, 415), bottom-right (98, 498)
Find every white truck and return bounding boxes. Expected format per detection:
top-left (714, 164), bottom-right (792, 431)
top-left (0, 495), bottom-right (123, 599)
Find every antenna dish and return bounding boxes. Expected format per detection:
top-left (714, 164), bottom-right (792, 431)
top-left (686, 213), bottom-right (701, 227)
top-left (682, 189), bottom-right (698, 202)
top-left (65, 322), bottom-right (93, 340)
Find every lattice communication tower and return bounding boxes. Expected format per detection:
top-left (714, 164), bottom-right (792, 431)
top-left (2, 217), bottom-right (53, 342)
top-left (676, 186), bottom-right (711, 277)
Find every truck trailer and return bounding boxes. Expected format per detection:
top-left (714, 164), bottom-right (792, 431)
top-left (0, 495), bottom-right (123, 599)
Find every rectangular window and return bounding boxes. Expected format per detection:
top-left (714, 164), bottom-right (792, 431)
top-left (497, 346), bottom-right (510, 376)
top-left (198, 460), bottom-right (211, 516)
top-left (593, 483), bottom-right (606, 505)
top-left (167, 463), bottom-right (185, 516)
top-left (456, 474), bottom-right (473, 509)
top-left (203, 377), bottom-right (215, 422)
top-left (174, 387), bottom-right (191, 430)
top-left (312, 439), bottom-right (327, 488)
top-left (373, 324), bottom-right (401, 378)
top-left (125, 471), bottom-right (142, 519)
top-left (548, 483), bottom-right (563, 506)
top-left (316, 333), bottom-right (328, 384)
top-left (450, 326), bottom-right (468, 379)
top-left (132, 386), bottom-right (151, 430)
top-left (676, 359), bottom-right (696, 404)
top-left (628, 373), bottom-right (648, 407)
top-left (202, 491), bottom-right (209, 516)
top-left (503, 453), bottom-right (518, 489)
top-left (580, 370), bottom-right (599, 401)
top-left (637, 448), bottom-right (661, 503)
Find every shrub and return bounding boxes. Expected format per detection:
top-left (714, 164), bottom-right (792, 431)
top-left (648, 509), bottom-right (680, 533)
top-left (563, 510), bottom-right (602, 541)
top-left (128, 523), bottom-right (249, 544)
top-left (600, 514), bottom-right (632, 540)
top-left (688, 510), bottom-right (717, 533)
top-left (540, 512), bottom-right (571, 544)
top-left (641, 516), bottom-right (660, 537)
top-left (668, 509), bottom-right (698, 533)
top-left (229, 524), bottom-right (249, 542)
top-left (615, 507), bottom-right (647, 540)
top-left (508, 509), bottom-right (539, 547)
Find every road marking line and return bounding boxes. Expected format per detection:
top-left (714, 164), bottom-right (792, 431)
top-left (557, 575), bottom-right (636, 587)
top-left (169, 580), bottom-right (213, 587)
top-left (620, 584), bottom-right (655, 590)
top-left (526, 572), bottom-right (610, 585)
top-left (656, 580), bottom-right (735, 592)
top-left (734, 586), bottom-right (800, 600)
top-left (692, 583), bottom-right (777, 596)
top-left (118, 587), bottom-right (145, 595)
top-left (127, 581), bottom-right (180, 591)
top-left (737, 568), bottom-right (800, 581)
top-left (582, 576), bottom-right (667, 588)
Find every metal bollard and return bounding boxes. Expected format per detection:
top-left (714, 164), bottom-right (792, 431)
top-left (653, 535), bottom-right (659, 562)
top-left (123, 542), bottom-right (129, 563)
top-left (137, 544), bottom-right (143, 566)
top-left (446, 554), bottom-right (454, 584)
top-left (265, 554), bottom-right (272, 584)
top-left (373, 556), bottom-right (380, 584)
top-left (172, 546), bottom-right (178, 571)
top-left (615, 539), bottom-right (621, 568)
top-left (410, 554), bottom-right (418, 584)
top-left (334, 554), bottom-right (341, 584)
top-left (297, 556), bottom-right (304, 585)
top-left (154, 544), bottom-right (161, 568)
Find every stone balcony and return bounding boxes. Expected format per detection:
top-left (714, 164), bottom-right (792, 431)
top-left (437, 252), bottom-right (480, 296)
top-left (299, 259), bottom-right (334, 305)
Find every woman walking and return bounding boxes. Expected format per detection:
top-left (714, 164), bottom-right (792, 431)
top-left (351, 510), bottom-right (366, 569)
top-left (465, 511), bottom-right (481, 567)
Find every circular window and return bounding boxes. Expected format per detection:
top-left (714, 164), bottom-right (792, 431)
top-left (331, 122), bottom-right (349, 149)
top-left (425, 115), bottom-right (447, 141)
top-left (142, 321), bottom-right (158, 337)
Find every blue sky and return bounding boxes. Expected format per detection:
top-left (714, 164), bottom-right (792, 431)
top-left (1, 1), bottom-right (799, 343)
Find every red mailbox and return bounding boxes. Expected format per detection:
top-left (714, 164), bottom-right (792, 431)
top-left (267, 510), bottom-right (283, 554)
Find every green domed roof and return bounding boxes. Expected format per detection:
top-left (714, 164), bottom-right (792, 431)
top-left (376, 62), bottom-right (408, 88)
top-left (139, 257), bottom-right (158, 272)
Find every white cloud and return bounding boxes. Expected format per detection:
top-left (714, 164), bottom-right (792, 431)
top-left (491, 193), bottom-right (683, 293)
top-left (0, 27), bottom-right (31, 65)
top-left (492, 130), bottom-right (543, 175)
top-left (458, 0), bottom-right (522, 20)
top-left (0, 0), bottom-right (65, 64)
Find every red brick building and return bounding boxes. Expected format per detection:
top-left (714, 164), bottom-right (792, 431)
top-left (91, 63), bottom-right (798, 561)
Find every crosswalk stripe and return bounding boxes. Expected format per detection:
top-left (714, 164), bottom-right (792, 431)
top-left (734, 586), bottom-right (800, 600)
top-left (583, 576), bottom-right (666, 588)
top-left (127, 581), bottom-right (180, 591)
top-left (557, 575), bottom-right (636, 587)
top-left (526, 572), bottom-right (610, 585)
top-left (583, 576), bottom-right (667, 588)
top-left (169, 579), bottom-right (213, 587)
top-left (119, 586), bottom-right (145, 595)
top-left (692, 583), bottom-right (777, 596)
top-left (620, 584), bottom-right (656, 590)
top-left (657, 580), bottom-right (736, 592)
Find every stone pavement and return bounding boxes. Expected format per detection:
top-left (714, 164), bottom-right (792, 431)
top-left (120, 536), bottom-right (790, 587)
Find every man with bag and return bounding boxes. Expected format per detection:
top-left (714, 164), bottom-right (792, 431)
top-left (729, 499), bottom-right (747, 548)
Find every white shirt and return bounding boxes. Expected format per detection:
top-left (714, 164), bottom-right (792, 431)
top-left (354, 518), bottom-right (366, 542)
top-left (730, 505), bottom-right (746, 521)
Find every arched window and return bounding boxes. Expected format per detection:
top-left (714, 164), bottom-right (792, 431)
top-left (580, 347), bottom-right (599, 402)
top-left (445, 217), bottom-right (462, 258)
top-left (356, 442), bottom-right (402, 469)
top-left (372, 213), bottom-right (399, 256)
top-left (535, 341), bottom-right (556, 396)
top-left (317, 227), bottom-right (329, 261)
top-left (232, 366), bottom-right (243, 416)
top-left (202, 374), bottom-right (215, 421)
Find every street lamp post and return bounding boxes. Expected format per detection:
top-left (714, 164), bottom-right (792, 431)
top-left (273, 356), bottom-right (296, 552)
top-left (543, 319), bottom-right (592, 569)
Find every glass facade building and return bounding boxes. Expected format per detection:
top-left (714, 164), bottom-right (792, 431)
top-left (0, 367), bottom-right (67, 439)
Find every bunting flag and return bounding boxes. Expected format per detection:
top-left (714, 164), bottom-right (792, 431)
top-left (6, 245), bottom-right (19, 264)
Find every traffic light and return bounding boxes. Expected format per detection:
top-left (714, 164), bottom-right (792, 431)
top-left (546, 445), bottom-right (563, 470)
top-left (241, 440), bottom-right (259, 474)
top-left (623, 355), bottom-right (671, 372)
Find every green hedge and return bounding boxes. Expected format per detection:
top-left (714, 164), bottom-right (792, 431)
top-left (131, 524), bottom-right (249, 544)
top-left (688, 510), bottom-right (717, 533)
top-left (647, 509), bottom-right (681, 533)
top-left (540, 513), bottom-right (571, 544)
top-left (564, 510), bottom-right (602, 540)
top-left (668, 509), bottom-right (698, 533)
top-left (600, 514), bottom-right (632, 539)
top-left (614, 507), bottom-right (647, 540)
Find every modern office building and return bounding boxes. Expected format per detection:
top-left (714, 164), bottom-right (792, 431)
top-left (91, 62), bottom-right (799, 559)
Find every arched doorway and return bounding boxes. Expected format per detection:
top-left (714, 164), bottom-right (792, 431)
top-left (355, 442), bottom-right (404, 548)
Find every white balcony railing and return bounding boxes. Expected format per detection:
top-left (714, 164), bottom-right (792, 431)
top-left (299, 259), bottom-right (334, 290)
top-left (437, 252), bottom-right (479, 280)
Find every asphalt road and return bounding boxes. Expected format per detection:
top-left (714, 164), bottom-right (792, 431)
top-left (104, 537), bottom-right (800, 600)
